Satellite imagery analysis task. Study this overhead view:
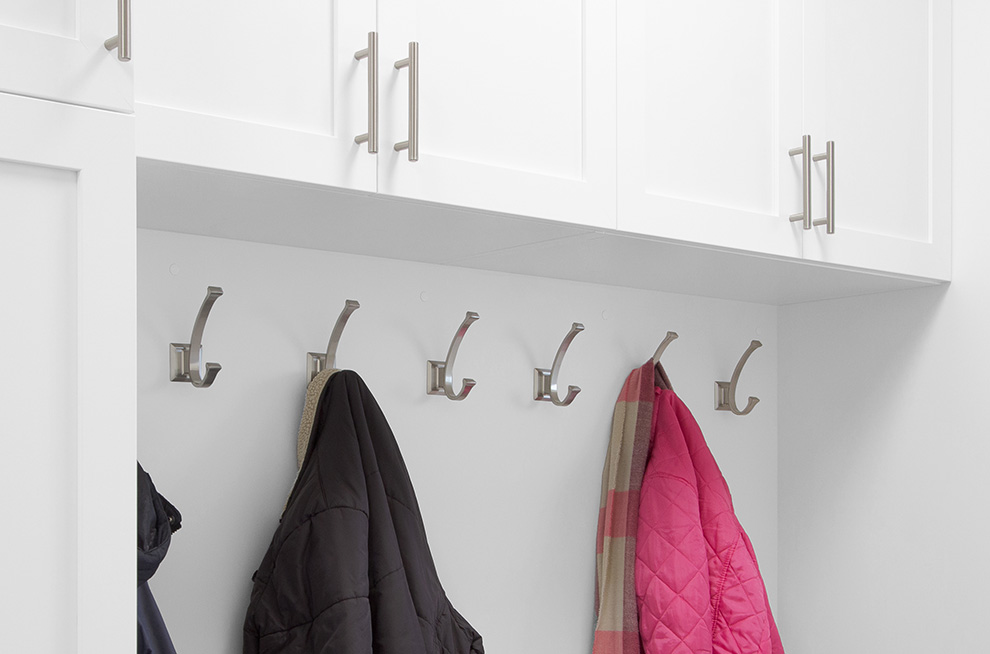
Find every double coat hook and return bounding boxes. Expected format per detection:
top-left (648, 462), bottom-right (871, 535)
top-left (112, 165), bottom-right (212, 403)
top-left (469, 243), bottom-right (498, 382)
top-left (715, 340), bottom-right (762, 415)
top-left (427, 312), bottom-right (479, 401)
top-left (169, 286), bottom-right (224, 388)
top-left (534, 323), bottom-right (584, 406)
top-left (307, 300), bottom-right (360, 382)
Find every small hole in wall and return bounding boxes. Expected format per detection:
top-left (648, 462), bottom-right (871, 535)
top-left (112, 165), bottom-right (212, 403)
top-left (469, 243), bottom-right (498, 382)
top-left (169, 263), bottom-right (180, 276)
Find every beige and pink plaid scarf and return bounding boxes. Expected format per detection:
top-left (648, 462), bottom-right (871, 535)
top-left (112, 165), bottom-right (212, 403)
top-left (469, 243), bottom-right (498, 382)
top-left (593, 360), bottom-right (670, 654)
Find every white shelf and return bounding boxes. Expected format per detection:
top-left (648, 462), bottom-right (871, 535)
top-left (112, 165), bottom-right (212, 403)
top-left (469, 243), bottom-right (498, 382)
top-left (138, 159), bottom-right (941, 307)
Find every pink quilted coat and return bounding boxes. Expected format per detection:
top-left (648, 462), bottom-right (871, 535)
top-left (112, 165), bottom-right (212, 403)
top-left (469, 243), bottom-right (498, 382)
top-left (636, 388), bottom-right (784, 654)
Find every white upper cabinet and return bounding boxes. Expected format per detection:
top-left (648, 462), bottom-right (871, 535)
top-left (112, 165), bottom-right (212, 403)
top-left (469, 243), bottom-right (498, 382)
top-left (133, 0), bottom-right (950, 281)
top-left (134, 1), bottom-right (377, 191)
top-left (799, 0), bottom-right (951, 280)
top-left (616, 0), bottom-right (804, 258)
top-left (375, 0), bottom-right (616, 228)
top-left (0, 0), bottom-right (133, 111)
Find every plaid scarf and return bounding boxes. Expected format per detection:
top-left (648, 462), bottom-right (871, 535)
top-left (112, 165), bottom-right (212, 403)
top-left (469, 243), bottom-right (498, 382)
top-left (593, 360), bottom-right (670, 654)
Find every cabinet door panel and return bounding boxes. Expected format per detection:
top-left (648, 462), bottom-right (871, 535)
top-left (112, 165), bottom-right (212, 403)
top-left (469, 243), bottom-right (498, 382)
top-left (802, 0), bottom-right (950, 279)
top-left (377, 0), bottom-right (615, 229)
top-left (0, 160), bottom-right (79, 654)
top-left (0, 0), bottom-right (132, 111)
top-left (0, 94), bottom-right (135, 653)
top-left (618, 0), bottom-right (802, 257)
top-left (135, 0), bottom-right (376, 191)
top-left (1, 0), bottom-right (74, 35)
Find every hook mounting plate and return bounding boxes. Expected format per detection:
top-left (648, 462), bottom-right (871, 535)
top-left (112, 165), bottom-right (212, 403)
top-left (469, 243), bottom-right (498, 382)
top-left (427, 359), bottom-right (477, 400)
top-left (532, 367), bottom-right (554, 400)
top-left (714, 381), bottom-right (735, 410)
top-left (533, 368), bottom-right (582, 404)
top-left (306, 353), bottom-right (330, 382)
top-left (168, 343), bottom-right (194, 382)
top-left (426, 360), bottom-right (450, 395)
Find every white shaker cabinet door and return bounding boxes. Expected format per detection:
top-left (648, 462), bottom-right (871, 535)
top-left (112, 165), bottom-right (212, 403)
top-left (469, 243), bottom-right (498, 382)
top-left (800, 0), bottom-right (951, 280)
top-left (617, 0), bottom-right (803, 258)
top-left (134, 0), bottom-right (376, 192)
top-left (0, 0), bottom-right (132, 111)
top-left (375, 0), bottom-right (616, 229)
top-left (0, 93), bottom-right (135, 653)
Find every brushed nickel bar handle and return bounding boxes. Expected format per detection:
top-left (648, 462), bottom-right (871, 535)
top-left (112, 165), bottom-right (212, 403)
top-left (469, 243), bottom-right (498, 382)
top-left (788, 135), bottom-right (812, 230)
top-left (812, 141), bottom-right (835, 234)
top-left (354, 32), bottom-right (379, 153)
top-left (103, 0), bottom-right (131, 62)
top-left (394, 42), bottom-right (419, 162)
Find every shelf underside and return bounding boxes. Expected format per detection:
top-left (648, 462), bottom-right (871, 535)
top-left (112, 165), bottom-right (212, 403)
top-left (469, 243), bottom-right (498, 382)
top-left (137, 159), bottom-right (939, 306)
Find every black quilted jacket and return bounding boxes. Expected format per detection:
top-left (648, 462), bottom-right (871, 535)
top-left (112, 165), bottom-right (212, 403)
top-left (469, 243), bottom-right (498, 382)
top-left (243, 371), bottom-right (484, 654)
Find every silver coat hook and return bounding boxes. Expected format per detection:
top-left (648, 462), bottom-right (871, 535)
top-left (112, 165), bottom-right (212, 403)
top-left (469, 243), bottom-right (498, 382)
top-left (534, 322), bottom-right (584, 406)
top-left (715, 340), bottom-right (762, 415)
top-left (307, 300), bottom-right (360, 382)
top-left (169, 286), bottom-right (224, 388)
top-left (653, 331), bottom-right (679, 365)
top-left (427, 312), bottom-right (479, 401)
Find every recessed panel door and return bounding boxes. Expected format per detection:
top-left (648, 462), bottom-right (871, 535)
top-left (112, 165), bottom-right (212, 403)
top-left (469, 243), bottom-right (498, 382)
top-left (0, 0), bottom-right (132, 110)
top-left (376, 0), bottom-right (616, 229)
top-left (135, 0), bottom-right (377, 191)
top-left (801, 0), bottom-right (950, 280)
top-left (617, 0), bottom-right (803, 258)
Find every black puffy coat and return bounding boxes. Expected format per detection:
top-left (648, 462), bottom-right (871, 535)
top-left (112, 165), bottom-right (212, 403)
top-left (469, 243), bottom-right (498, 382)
top-left (243, 371), bottom-right (484, 654)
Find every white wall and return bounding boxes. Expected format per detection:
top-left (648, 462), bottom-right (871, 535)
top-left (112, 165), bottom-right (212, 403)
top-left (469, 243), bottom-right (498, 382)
top-left (138, 230), bottom-right (780, 654)
top-left (778, 1), bottom-right (990, 650)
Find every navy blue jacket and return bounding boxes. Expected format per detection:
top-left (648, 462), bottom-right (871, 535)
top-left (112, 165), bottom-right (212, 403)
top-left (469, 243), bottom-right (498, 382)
top-left (138, 463), bottom-right (181, 654)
